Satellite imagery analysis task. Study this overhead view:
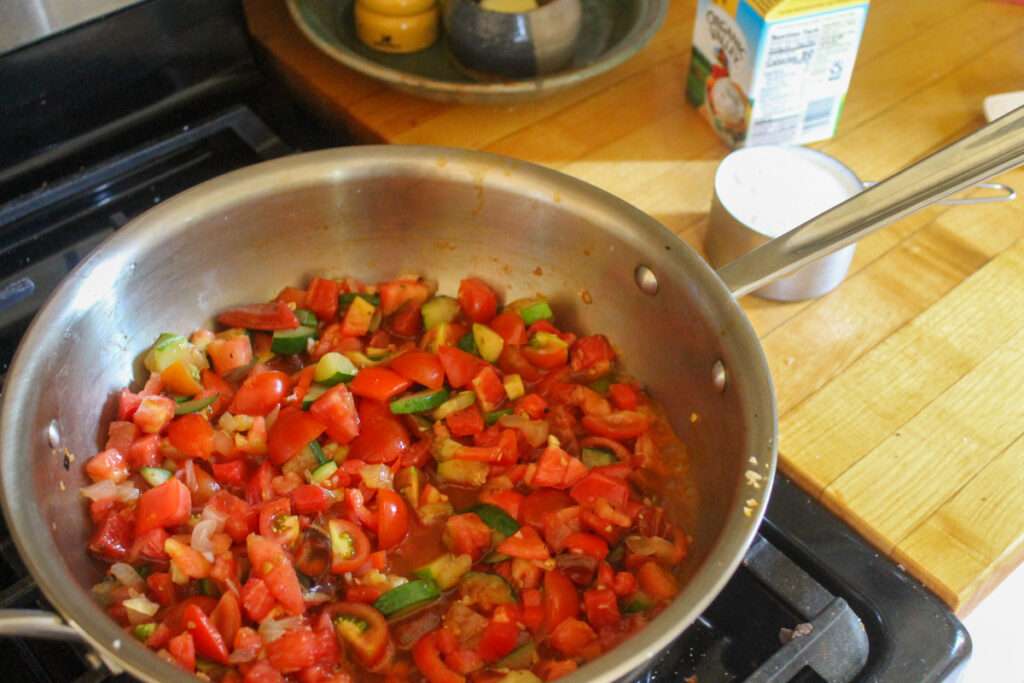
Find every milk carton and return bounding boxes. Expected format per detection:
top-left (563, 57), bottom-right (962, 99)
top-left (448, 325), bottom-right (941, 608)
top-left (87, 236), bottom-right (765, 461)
top-left (687, 0), bottom-right (870, 147)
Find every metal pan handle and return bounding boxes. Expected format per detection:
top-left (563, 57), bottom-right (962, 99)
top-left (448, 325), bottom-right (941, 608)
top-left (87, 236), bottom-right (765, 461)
top-left (0, 608), bottom-right (117, 671)
top-left (717, 105), bottom-right (1024, 298)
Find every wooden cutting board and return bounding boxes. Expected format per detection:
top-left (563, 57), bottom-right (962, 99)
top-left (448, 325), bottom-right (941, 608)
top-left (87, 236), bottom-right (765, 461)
top-left (243, 0), bottom-right (1024, 616)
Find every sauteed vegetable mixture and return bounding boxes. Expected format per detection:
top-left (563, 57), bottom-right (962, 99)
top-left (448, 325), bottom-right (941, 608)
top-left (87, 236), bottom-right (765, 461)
top-left (83, 275), bottom-right (690, 682)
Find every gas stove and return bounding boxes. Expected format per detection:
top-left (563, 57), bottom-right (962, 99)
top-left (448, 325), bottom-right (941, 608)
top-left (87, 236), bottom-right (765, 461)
top-left (0, 1), bottom-right (970, 680)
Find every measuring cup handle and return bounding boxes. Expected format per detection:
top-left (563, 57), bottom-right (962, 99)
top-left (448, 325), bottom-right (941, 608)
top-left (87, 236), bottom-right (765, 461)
top-left (717, 104), bottom-right (1024, 297)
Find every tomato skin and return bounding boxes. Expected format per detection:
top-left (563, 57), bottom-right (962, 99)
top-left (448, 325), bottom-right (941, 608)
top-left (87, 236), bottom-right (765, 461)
top-left (379, 279), bottom-right (431, 317)
top-left (217, 301), bottom-right (299, 330)
top-left (636, 561), bottom-right (679, 601)
top-left (543, 569), bottom-right (580, 633)
top-left (259, 497), bottom-right (299, 548)
top-left (581, 410), bottom-right (651, 440)
top-left (306, 277), bottom-right (341, 321)
top-left (521, 336), bottom-right (569, 370)
top-left (230, 370), bottom-right (289, 416)
top-left (443, 513), bottom-right (493, 562)
top-left (247, 534), bottom-right (306, 615)
top-left (519, 488), bottom-right (575, 531)
top-left (437, 345), bottom-right (483, 389)
top-left (389, 350), bottom-right (445, 390)
top-left (324, 601), bottom-right (391, 669)
top-left (328, 519), bottom-right (372, 574)
top-left (135, 478), bottom-right (192, 536)
top-left (291, 484), bottom-right (331, 515)
top-left (184, 602), bottom-right (230, 664)
top-left (570, 471), bottom-right (631, 508)
top-left (458, 278), bottom-right (498, 324)
top-left (529, 443), bottom-right (588, 489)
top-left (413, 630), bottom-right (466, 683)
top-left (86, 448), bottom-right (130, 483)
top-left (265, 629), bottom-right (317, 673)
top-left (570, 334), bottom-right (616, 378)
top-left (496, 526), bottom-right (550, 561)
top-left (583, 587), bottom-right (621, 629)
top-left (548, 617), bottom-right (598, 658)
top-left (206, 491), bottom-right (257, 543)
top-left (88, 508), bottom-right (133, 560)
top-left (309, 383), bottom-right (360, 445)
top-left (167, 414), bottom-right (215, 460)
top-left (206, 335), bottom-right (253, 376)
top-left (349, 366), bottom-right (413, 402)
top-left (376, 489), bottom-right (410, 550)
top-left (267, 409), bottom-right (326, 465)
top-left (445, 404), bottom-right (484, 437)
top-left (200, 369), bottom-right (235, 417)
top-left (167, 631), bottom-right (196, 672)
top-left (347, 399), bottom-right (409, 464)
top-left (489, 310), bottom-right (527, 345)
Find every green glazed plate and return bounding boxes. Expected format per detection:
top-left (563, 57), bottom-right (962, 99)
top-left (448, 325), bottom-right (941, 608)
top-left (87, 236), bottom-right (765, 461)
top-left (285, 0), bottom-right (668, 103)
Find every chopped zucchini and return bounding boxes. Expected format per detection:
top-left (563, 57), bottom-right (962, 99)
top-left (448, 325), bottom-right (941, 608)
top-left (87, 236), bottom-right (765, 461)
top-left (589, 376), bottom-right (613, 393)
top-left (519, 300), bottom-right (553, 326)
top-left (302, 383), bottom-right (329, 410)
top-left (132, 622), bottom-right (158, 642)
top-left (373, 579), bottom-right (441, 617)
top-left (282, 443), bottom-right (322, 476)
top-left (503, 374), bottom-right (525, 400)
top-left (623, 591), bottom-right (654, 614)
top-left (140, 468), bottom-right (173, 487)
top-left (314, 352), bottom-right (358, 385)
top-left (143, 333), bottom-right (190, 373)
top-left (469, 503), bottom-right (520, 538)
top-left (338, 292), bottom-right (381, 307)
top-left (271, 324), bottom-right (317, 355)
top-left (457, 331), bottom-right (477, 354)
top-left (390, 388), bottom-right (450, 415)
top-left (174, 393), bottom-right (218, 416)
top-left (294, 308), bottom-right (318, 326)
top-left (581, 446), bottom-right (618, 469)
top-left (472, 323), bottom-right (504, 363)
top-left (413, 553), bottom-right (473, 590)
top-left (420, 296), bottom-right (460, 329)
top-left (496, 671), bottom-right (542, 683)
top-left (436, 460), bottom-right (488, 487)
top-left (311, 460), bottom-right (338, 484)
top-left (496, 642), bottom-right (538, 671)
top-left (432, 438), bottom-right (463, 462)
top-left (432, 390), bottom-right (476, 420)
top-left (485, 408), bottom-right (514, 425)
top-left (457, 571), bottom-right (518, 611)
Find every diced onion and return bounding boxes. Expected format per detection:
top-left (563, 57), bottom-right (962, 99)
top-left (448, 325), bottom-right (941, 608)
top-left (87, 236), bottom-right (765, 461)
top-left (115, 483), bottom-right (140, 503)
top-left (201, 505), bottom-right (228, 533)
top-left (110, 562), bottom-right (146, 591)
top-left (80, 479), bottom-right (117, 501)
top-left (123, 594), bottom-right (160, 624)
top-left (625, 535), bottom-right (677, 560)
top-left (258, 616), bottom-right (305, 644)
top-left (497, 414), bottom-right (549, 447)
top-left (191, 519), bottom-right (219, 559)
top-left (183, 460), bottom-right (197, 493)
top-left (359, 464), bottom-right (393, 490)
top-left (228, 648), bottom-right (256, 665)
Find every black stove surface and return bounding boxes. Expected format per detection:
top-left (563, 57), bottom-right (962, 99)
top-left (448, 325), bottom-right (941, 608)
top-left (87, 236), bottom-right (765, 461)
top-left (0, 0), bottom-right (970, 680)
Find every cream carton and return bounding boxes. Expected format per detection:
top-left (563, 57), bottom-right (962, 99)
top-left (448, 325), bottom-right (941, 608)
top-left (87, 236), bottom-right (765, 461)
top-left (687, 0), bottom-right (870, 147)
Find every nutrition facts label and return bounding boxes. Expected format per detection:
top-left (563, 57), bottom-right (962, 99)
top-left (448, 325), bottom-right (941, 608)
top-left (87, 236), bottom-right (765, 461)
top-left (747, 6), bottom-right (868, 145)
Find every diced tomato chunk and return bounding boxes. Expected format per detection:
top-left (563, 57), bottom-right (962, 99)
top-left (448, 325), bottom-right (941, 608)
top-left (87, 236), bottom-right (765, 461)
top-left (457, 277), bottom-right (498, 324)
top-left (309, 384), bottom-right (360, 445)
top-left (306, 277), bottom-right (341, 321)
top-left (135, 478), bottom-right (191, 536)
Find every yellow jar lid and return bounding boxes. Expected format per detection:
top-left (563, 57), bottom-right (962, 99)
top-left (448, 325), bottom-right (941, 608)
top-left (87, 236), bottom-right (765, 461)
top-left (357, 0), bottom-right (437, 16)
top-left (355, 3), bottom-right (439, 53)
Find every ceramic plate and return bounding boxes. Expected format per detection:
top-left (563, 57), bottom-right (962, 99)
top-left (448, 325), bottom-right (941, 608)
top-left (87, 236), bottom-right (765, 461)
top-left (285, 0), bottom-right (668, 103)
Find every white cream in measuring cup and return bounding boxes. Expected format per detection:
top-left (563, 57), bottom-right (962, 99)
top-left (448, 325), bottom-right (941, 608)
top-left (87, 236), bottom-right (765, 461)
top-left (705, 145), bottom-right (864, 301)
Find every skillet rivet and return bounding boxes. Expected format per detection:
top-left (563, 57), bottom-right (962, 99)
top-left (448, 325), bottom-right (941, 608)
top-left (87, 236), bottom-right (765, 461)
top-left (47, 420), bottom-right (61, 449)
top-left (634, 265), bottom-right (658, 295)
top-left (712, 360), bottom-right (727, 393)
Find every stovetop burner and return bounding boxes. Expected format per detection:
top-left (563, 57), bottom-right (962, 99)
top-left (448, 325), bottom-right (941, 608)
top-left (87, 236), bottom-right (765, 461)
top-left (0, 1), bottom-right (970, 679)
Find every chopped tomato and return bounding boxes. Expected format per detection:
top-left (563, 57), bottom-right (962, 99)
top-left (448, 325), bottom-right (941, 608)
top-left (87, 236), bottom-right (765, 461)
top-left (581, 410), bottom-right (651, 440)
top-left (160, 359), bottom-right (204, 395)
top-left (488, 310), bottom-right (527, 345)
top-left (167, 631), bottom-right (196, 672)
top-left (135, 478), bottom-right (191, 536)
top-left (217, 301), bottom-right (299, 330)
top-left (85, 448), bottom-right (130, 483)
top-left (570, 470), bottom-right (631, 508)
top-left (445, 404), bottom-right (484, 437)
top-left (521, 332), bottom-right (569, 370)
top-left (443, 513), bottom-right (492, 562)
top-left (184, 602), bottom-right (230, 664)
top-left (259, 497), bottom-right (299, 549)
top-left (328, 519), bottom-right (372, 574)
top-left (230, 370), bottom-right (289, 416)
top-left (548, 617), bottom-right (598, 658)
top-left (309, 383), bottom-right (360, 445)
top-left (496, 526), bottom-right (550, 561)
top-left (133, 394), bottom-right (176, 434)
top-left (570, 334), bottom-right (615, 378)
top-left (200, 369), bottom-right (235, 416)
top-left (376, 489), bottom-right (410, 550)
top-left (167, 413), bottom-right (215, 460)
top-left (325, 601), bottom-right (391, 669)
top-left (347, 399), bottom-right (409, 464)
top-left (291, 483), bottom-right (331, 515)
top-left (389, 350), bottom-right (445, 390)
top-left (469, 365), bottom-right (505, 412)
top-left (267, 409), bottom-right (326, 465)
top-left (457, 277), bottom-right (498, 324)
top-left (413, 630), bottom-right (466, 683)
top-left (247, 534), bottom-right (305, 615)
top-left (265, 629), bottom-right (317, 673)
top-left (637, 560), bottom-right (679, 601)
top-left (608, 382), bottom-right (639, 411)
top-left (206, 335), bottom-right (253, 376)
top-left (544, 569), bottom-right (580, 632)
top-left (529, 443), bottom-right (588, 489)
top-left (306, 277), bottom-right (341, 321)
top-left (349, 366), bottom-right (413, 402)
top-left (437, 345), bottom-right (483, 389)
top-left (519, 488), bottom-right (575, 531)
top-left (379, 279), bottom-right (431, 317)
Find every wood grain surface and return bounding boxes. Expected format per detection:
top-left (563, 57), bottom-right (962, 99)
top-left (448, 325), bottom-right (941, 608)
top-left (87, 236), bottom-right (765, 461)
top-left (244, 0), bottom-right (1024, 615)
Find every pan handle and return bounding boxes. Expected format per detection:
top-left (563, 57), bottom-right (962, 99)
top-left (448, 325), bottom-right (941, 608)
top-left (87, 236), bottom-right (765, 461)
top-left (716, 105), bottom-right (1024, 298)
top-left (0, 608), bottom-right (117, 671)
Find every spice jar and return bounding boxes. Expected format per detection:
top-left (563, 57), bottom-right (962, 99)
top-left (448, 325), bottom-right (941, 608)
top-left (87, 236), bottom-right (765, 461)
top-left (355, 0), bottom-right (440, 54)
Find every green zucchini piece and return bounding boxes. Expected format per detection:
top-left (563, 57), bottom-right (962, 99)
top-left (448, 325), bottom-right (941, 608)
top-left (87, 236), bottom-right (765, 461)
top-left (373, 579), bottom-right (441, 617)
top-left (132, 622), bottom-right (158, 642)
top-left (173, 393), bottom-right (218, 416)
top-left (420, 296), bottom-right (460, 329)
top-left (311, 461), bottom-right (338, 483)
top-left (144, 333), bottom-right (190, 373)
top-left (302, 383), bottom-right (329, 410)
top-left (519, 300), bottom-right (553, 326)
top-left (496, 642), bottom-right (538, 671)
top-left (472, 323), bottom-right (504, 363)
top-left (413, 553), bottom-right (473, 590)
top-left (271, 324), bottom-right (317, 355)
top-left (338, 292), bottom-right (381, 307)
top-left (623, 592), bottom-right (654, 614)
top-left (308, 440), bottom-right (329, 466)
top-left (140, 468), bottom-right (173, 487)
top-left (496, 672), bottom-right (542, 683)
top-left (436, 459), bottom-right (488, 487)
top-left (314, 352), bottom-right (358, 385)
top-left (581, 446), bottom-right (618, 469)
top-left (503, 374), bottom-right (525, 400)
top-left (589, 376), bottom-right (613, 394)
top-left (390, 388), bottom-right (450, 415)
top-left (469, 503), bottom-right (520, 538)
top-left (432, 390), bottom-right (476, 420)
top-left (485, 408), bottom-right (514, 425)
top-left (294, 308), bottom-right (318, 326)
top-left (457, 571), bottom-right (518, 611)
top-left (457, 331), bottom-right (477, 354)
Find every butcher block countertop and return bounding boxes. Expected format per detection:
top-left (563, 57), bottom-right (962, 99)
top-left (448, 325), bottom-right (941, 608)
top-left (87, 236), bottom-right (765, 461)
top-left (244, 0), bottom-right (1024, 617)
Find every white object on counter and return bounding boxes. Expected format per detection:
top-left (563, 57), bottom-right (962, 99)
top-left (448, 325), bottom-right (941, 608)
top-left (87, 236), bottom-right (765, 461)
top-left (960, 562), bottom-right (1024, 682)
top-left (983, 91), bottom-right (1024, 122)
